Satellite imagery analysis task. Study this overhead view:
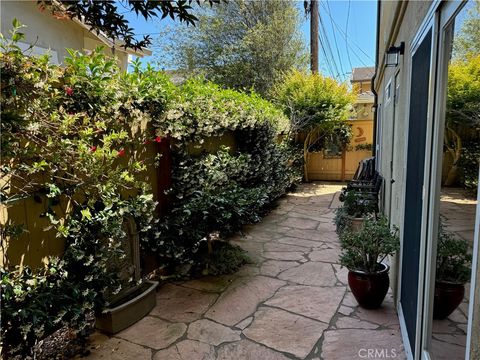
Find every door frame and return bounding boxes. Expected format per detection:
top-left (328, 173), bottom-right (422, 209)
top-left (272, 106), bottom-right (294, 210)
top-left (421, 2), bottom-right (477, 359)
top-left (466, 169), bottom-right (480, 358)
top-left (396, 6), bottom-right (438, 360)
top-left (387, 69), bottom-right (401, 221)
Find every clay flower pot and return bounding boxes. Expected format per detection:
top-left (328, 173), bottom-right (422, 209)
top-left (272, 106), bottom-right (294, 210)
top-left (433, 281), bottom-right (465, 319)
top-left (348, 216), bottom-right (365, 232)
top-left (348, 263), bottom-right (390, 309)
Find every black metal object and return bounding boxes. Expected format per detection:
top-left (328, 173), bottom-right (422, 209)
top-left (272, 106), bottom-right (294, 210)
top-left (339, 157), bottom-right (383, 213)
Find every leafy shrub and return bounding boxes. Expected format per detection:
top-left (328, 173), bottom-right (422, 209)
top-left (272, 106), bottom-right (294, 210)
top-left (1, 22), bottom-right (165, 358)
top-left (1, 259), bottom-right (94, 359)
top-left (458, 141), bottom-right (480, 191)
top-left (272, 70), bottom-right (355, 180)
top-left (273, 70), bottom-right (354, 134)
top-left (334, 189), bottom-right (378, 233)
top-left (150, 80), bottom-right (301, 264)
top-left (436, 221), bottom-right (472, 284)
top-left (0, 22), bottom-right (301, 357)
top-left (339, 216), bottom-right (399, 273)
top-left (192, 242), bottom-right (251, 276)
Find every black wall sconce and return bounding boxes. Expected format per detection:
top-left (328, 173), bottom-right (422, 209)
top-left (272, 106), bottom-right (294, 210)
top-left (385, 42), bottom-right (405, 67)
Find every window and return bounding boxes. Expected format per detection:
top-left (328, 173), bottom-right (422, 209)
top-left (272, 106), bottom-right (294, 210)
top-left (385, 79), bottom-right (392, 104)
top-left (323, 143), bottom-right (343, 158)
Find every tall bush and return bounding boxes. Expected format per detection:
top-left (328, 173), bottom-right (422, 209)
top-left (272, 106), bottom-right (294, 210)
top-left (0, 22), bottom-right (169, 358)
top-left (273, 70), bottom-right (355, 181)
top-left (444, 55), bottom-right (480, 187)
top-left (1, 22), bottom-right (300, 357)
top-left (150, 79), bottom-right (301, 263)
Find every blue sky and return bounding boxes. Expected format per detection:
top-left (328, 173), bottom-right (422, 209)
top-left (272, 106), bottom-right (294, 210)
top-left (124, 0), bottom-right (377, 82)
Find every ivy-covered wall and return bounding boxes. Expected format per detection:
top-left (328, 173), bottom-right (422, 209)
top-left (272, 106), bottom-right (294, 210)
top-left (148, 80), bottom-right (301, 266)
top-left (0, 24), bottom-right (300, 359)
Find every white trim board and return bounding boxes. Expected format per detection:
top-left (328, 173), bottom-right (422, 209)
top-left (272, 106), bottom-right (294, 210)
top-left (398, 303), bottom-right (414, 360)
top-left (466, 165), bottom-right (480, 359)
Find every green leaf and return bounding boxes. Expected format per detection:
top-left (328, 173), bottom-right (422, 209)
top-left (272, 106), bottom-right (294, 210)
top-left (80, 208), bottom-right (92, 221)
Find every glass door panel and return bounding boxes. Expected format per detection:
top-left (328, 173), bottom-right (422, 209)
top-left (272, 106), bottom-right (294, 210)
top-left (424, 1), bottom-right (479, 358)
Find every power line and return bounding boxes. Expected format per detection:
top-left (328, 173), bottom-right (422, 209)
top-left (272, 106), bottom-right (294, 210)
top-left (326, 0), bottom-right (345, 77)
top-left (310, 0), bottom-right (319, 73)
top-left (344, 0), bottom-right (354, 71)
top-left (320, 1), bottom-right (374, 64)
top-left (319, 14), bottom-right (340, 78)
top-left (318, 31), bottom-right (336, 79)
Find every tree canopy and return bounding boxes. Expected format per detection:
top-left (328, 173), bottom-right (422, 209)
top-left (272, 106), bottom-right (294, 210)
top-left (154, 0), bottom-right (307, 96)
top-left (447, 55), bottom-right (480, 129)
top-left (453, 0), bottom-right (480, 60)
top-left (38, 0), bottom-right (220, 50)
top-left (273, 70), bottom-right (355, 180)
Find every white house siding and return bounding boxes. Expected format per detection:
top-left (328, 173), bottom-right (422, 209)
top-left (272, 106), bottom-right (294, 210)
top-left (1, 0), bottom-right (129, 70)
top-left (1, 1), bottom-right (85, 62)
top-left (375, 1), bottom-right (432, 301)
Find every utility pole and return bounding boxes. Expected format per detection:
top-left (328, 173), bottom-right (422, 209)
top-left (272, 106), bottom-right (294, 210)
top-left (310, 0), bottom-right (319, 73)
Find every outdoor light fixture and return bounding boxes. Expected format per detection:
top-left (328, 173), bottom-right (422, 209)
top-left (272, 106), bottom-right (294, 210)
top-left (385, 42), bottom-right (405, 67)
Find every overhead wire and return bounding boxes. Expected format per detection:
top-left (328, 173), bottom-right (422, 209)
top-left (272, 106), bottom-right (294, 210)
top-left (344, 0), bottom-right (354, 71)
top-left (318, 31), bottom-right (337, 79)
top-left (319, 13), bottom-right (340, 79)
top-left (320, 1), bottom-right (374, 65)
top-left (326, 0), bottom-right (345, 77)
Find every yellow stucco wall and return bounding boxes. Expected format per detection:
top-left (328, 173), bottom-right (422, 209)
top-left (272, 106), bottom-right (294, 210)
top-left (353, 81), bottom-right (372, 94)
top-left (0, 118), bottom-right (160, 269)
top-left (307, 119), bottom-right (373, 181)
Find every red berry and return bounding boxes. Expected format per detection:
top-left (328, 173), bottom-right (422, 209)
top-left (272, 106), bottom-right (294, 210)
top-left (65, 87), bottom-right (73, 96)
top-left (118, 149), bottom-right (125, 157)
top-left (154, 136), bottom-right (162, 143)
top-left (90, 146), bottom-right (97, 152)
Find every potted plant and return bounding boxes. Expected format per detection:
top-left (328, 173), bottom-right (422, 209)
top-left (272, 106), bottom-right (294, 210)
top-left (433, 222), bottom-right (472, 319)
top-left (339, 216), bottom-right (399, 309)
top-left (335, 189), bottom-right (377, 233)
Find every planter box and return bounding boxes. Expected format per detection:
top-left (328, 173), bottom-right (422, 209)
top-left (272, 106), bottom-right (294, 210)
top-left (95, 280), bottom-right (158, 334)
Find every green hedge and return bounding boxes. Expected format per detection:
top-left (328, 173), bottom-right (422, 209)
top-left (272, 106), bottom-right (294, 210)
top-left (151, 79), bottom-right (301, 263)
top-left (1, 23), bottom-right (300, 358)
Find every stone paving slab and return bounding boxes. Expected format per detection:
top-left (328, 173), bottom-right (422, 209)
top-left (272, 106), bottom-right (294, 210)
top-left (260, 260), bottom-right (300, 277)
top-left (265, 284), bottom-right (345, 323)
top-left (187, 319), bottom-right (241, 346)
top-left (152, 284), bottom-right (218, 323)
top-left (153, 340), bottom-right (215, 360)
top-left (278, 261), bottom-right (338, 286)
top-left (86, 333), bottom-right (152, 360)
top-left (321, 329), bottom-right (405, 360)
top-left (216, 339), bottom-right (291, 360)
top-left (115, 316), bottom-right (186, 350)
top-left (86, 183), bottom-right (405, 360)
top-left (243, 306), bottom-right (328, 358)
top-left (177, 275), bottom-right (235, 293)
top-left (205, 276), bottom-right (285, 326)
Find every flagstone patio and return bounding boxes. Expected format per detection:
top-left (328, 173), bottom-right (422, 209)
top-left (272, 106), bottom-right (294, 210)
top-left (86, 183), bottom-right (406, 360)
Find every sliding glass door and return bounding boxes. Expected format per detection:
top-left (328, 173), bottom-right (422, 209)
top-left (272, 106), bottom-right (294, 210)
top-left (399, 27), bottom-right (433, 357)
top-left (419, 1), bottom-right (480, 359)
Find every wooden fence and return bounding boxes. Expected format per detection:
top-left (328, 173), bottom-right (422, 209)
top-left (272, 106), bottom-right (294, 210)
top-left (306, 119), bottom-right (373, 181)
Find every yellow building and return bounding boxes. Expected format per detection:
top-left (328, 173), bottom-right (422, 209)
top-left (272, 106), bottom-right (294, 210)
top-left (307, 67), bottom-right (375, 181)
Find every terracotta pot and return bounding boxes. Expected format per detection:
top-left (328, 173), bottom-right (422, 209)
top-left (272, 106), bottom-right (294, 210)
top-left (348, 263), bottom-right (390, 309)
top-left (433, 281), bottom-right (465, 319)
top-left (348, 217), bottom-right (365, 232)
